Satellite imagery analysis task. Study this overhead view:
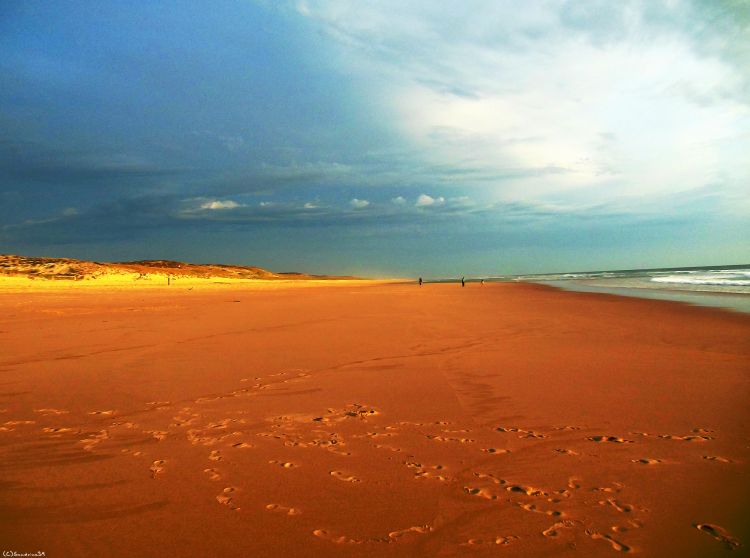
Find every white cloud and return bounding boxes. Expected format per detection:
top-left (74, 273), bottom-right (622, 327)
top-left (200, 200), bottom-right (241, 210)
top-left (296, 1), bottom-right (750, 207)
top-left (391, 196), bottom-right (406, 205)
top-left (415, 194), bottom-right (445, 207)
top-left (450, 196), bottom-right (471, 204)
top-left (350, 198), bottom-right (370, 208)
top-left (304, 202), bottom-right (318, 209)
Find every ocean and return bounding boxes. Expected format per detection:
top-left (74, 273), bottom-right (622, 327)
top-left (490, 265), bottom-right (750, 314)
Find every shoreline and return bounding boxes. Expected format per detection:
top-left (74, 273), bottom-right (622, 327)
top-left (537, 279), bottom-right (750, 314)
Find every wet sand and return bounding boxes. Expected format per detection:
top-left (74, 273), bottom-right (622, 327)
top-left (0, 282), bottom-right (748, 557)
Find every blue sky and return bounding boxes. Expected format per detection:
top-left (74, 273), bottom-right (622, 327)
top-left (1, 0), bottom-right (748, 276)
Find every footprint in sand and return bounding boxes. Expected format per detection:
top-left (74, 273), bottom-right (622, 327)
top-left (195, 395), bottom-right (223, 403)
top-left (695, 524), bottom-right (741, 550)
top-left (42, 426), bottom-right (74, 434)
top-left (599, 498), bottom-right (634, 513)
top-left (150, 460), bottom-right (165, 479)
top-left (543, 520), bottom-right (578, 537)
top-left (505, 483), bottom-right (548, 497)
top-left (360, 431), bottom-right (396, 439)
top-left (208, 450), bottom-right (222, 461)
top-left (631, 458), bottom-right (662, 465)
top-left (312, 529), bottom-right (361, 545)
top-left (496, 426), bottom-right (546, 438)
top-left (482, 448), bottom-right (511, 454)
top-left (612, 520), bottom-right (643, 533)
top-left (516, 502), bottom-right (562, 517)
top-left (269, 460), bottom-right (297, 468)
top-left (230, 441), bottom-right (253, 449)
top-left (171, 412), bottom-right (199, 428)
top-left (79, 429), bottom-right (109, 451)
top-left (463, 535), bottom-right (518, 546)
top-left (329, 470), bottom-right (360, 483)
top-left (414, 469), bottom-right (448, 482)
top-left (4, 420), bottom-right (35, 427)
top-left (473, 472), bottom-right (506, 485)
top-left (204, 468), bottom-right (222, 481)
top-left (207, 419), bottom-right (239, 429)
top-left (188, 430), bottom-right (224, 446)
top-left (658, 434), bottom-right (713, 442)
top-left (145, 401), bottom-right (171, 410)
top-left (89, 410), bottom-right (115, 416)
top-left (592, 482), bottom-right (623, 493)
top-left (692, 427), bottom-right (714, 434)
top-left (702, 455), bottom-right (732, 463)
top-left (266, 503), bottom-right (300, 516)
top-left (34, 408), bottom-right (69, 415)
top-left (147, 430), bottom-right (168, 441)
top-left (588, 531), bottom-right (631, 552)
top-left (387, 525), bottom-right (432, 540)
top-left (216, 487), bottom-right (240, 511)
top-left (554, 448), bottom-right (578, 455)
top-left (464, 486), bottom-right (498, 500)
top-left (112, 421), bottom-right (138, 429)
top-left (588, 436), bottom-right (633, 444)
top-left (404, 461), bottom-right (445, 473)
top-left (426, 435), bottom-right (474, 443)
top-left (343, 404), bottom-right (380, 419)
top-left (552, 489), bottom-right (572, 500)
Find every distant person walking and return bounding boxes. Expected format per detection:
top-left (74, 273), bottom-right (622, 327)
top-left (461, 276), bottom-right (465, 287)
top-left (418, 277), bottom-right (423, 286)
top-left (480, 279), bottom-right (484, 286)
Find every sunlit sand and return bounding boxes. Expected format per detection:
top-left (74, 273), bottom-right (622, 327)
top-left (1, 278), bottom-right (747, 557)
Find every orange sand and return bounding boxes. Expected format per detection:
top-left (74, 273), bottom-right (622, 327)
top-left (0, 282), bottom-right (748, 557)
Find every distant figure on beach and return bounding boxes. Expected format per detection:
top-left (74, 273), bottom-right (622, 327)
top-left (480, 279), bottom-right (484, 286)
top-left (461, 276), bottom-right (465, 287)
top-left (418, 277), bottom-right (423, 286)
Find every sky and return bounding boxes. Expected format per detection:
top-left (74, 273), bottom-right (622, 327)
top-left (1, 0), bottom-right (748, 277)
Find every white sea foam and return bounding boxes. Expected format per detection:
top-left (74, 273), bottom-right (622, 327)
top-left (650, 270), bottom-right (750, 287)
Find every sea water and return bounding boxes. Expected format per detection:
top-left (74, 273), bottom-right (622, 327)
top-left (497, 265), bottom-right (750, 314)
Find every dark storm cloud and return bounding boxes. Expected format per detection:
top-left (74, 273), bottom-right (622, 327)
top-left (0, 140), bottom-right (184, 185)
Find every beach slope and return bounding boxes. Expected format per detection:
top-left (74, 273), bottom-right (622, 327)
top-left (0, 282), bottom-right (748, 557)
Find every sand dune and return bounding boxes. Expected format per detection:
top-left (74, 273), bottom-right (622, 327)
top-left (0, 282), bottom-right (748, 557)
top-left (0, 254), bottom-right (361, 290)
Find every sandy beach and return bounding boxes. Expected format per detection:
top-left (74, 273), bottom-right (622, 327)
top-left (1, 281), bottom-right (748, 557)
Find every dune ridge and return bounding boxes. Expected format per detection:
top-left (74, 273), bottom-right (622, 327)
top-left (0, 254), bottom-right (363, 290)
